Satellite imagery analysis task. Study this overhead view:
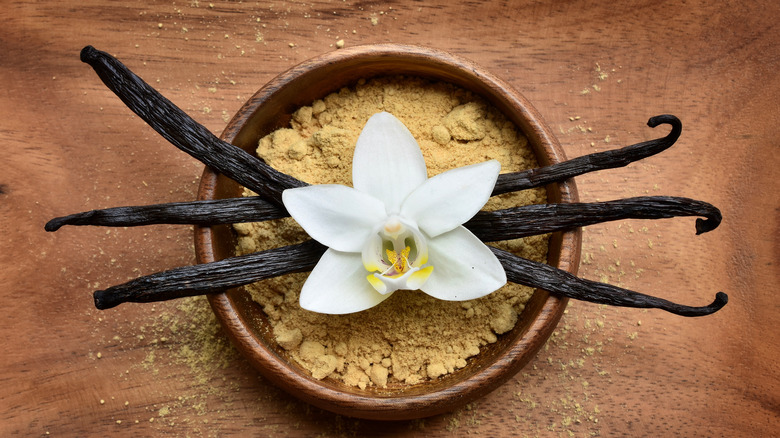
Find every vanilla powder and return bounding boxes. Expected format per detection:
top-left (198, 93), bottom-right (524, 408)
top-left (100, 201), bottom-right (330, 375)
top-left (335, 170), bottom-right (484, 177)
top-left (233, 76), bottom-right (549, 388)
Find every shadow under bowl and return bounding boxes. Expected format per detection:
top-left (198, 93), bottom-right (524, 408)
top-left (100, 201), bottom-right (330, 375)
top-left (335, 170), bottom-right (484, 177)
top-left (195, 44), bottom-right (581, 421)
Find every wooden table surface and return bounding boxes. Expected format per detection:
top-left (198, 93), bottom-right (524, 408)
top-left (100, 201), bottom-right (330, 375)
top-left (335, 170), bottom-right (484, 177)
top-left (2, 1), bottom-right (778, 436)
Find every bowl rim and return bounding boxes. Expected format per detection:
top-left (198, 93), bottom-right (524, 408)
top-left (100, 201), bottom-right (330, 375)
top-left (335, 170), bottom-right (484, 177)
top-left (195, 43), bottom-right (581, 420)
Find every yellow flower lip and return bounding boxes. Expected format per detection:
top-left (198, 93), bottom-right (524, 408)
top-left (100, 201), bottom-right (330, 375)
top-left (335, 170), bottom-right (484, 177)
top-left (363, 215), bottom-right (429, 289)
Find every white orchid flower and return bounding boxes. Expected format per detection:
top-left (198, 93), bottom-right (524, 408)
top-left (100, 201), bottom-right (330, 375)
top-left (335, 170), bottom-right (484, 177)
top-left (282, 112), bottom-right (507, 314)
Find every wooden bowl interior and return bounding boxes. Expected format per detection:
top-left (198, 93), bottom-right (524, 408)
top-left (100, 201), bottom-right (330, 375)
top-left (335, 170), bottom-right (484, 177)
top-left (195, 44), bottom-right (580, 420)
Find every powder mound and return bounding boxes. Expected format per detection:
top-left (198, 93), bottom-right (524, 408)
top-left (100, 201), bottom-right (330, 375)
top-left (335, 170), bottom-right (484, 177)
top-left (431, 125), bottom-right (451, 144)
top-left (490, 303), bottom-right (519, 335)
top-left (292, 106), bottom-right (313, 127)
top-left (287, 140), bottom-right (308, 161)
top-left (442, 102), bottom-right (488, 141)
top-left (311, 125), bottom-right (351, 148)
top-left (236, 76), bottom-right (549, 388)
top-left (369, 364), bottom-right (389, 387)
top-left (299, 340), bottom-right (343, 380)
top-left (427, 363), bottom-right (448, 379)
top-left (274, 325), bottom-right (303, 350)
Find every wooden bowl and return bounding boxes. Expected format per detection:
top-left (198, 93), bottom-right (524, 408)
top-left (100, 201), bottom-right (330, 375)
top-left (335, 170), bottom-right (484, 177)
top-left (195, 44), bottom-right (581, 420)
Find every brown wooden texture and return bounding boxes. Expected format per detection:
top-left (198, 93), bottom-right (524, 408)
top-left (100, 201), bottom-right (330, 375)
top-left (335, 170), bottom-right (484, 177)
top-left (2, 1), bottom-right (777, 436)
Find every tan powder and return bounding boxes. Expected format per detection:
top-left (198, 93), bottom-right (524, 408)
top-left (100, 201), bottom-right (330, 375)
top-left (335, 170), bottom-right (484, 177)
top-left (233, 76), bottom-right (549, 388)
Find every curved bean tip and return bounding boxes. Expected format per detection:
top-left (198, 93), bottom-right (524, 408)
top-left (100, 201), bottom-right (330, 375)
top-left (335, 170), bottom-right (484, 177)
top-left (647, 114), bottom-right (681, 129)
top-left (694, 216), bottom-right (721, 235)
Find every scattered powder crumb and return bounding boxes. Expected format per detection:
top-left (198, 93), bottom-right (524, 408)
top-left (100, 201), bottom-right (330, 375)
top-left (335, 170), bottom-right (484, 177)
top-left (596, 63), bottom-right (608, 81)
top-left (88, 293), bottom-right (243, 433)
top-left (234, 76), bottom-right (549, 388)
top-left (335, 39), bottom-right (345, 49)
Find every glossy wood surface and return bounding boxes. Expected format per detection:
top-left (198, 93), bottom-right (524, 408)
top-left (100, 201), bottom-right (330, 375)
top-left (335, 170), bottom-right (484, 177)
top-left (2, 1), bottom-right (778, 436)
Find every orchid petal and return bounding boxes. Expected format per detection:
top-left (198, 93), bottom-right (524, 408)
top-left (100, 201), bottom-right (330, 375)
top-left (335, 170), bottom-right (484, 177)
top-left (282, 185), bottom-right (386, 252)
top-left (400, 160), bottom-right (501, 237)
top-left (352, 112), bottom-right (428, 213)
top-left (421, 226), bottom-right (506, 301)
top-left (300, 249), bottom-right (393, 314)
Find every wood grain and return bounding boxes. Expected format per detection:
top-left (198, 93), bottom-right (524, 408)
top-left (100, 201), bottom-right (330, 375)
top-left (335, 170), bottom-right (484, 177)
top-left (2, 0), bottom-right (778, 436)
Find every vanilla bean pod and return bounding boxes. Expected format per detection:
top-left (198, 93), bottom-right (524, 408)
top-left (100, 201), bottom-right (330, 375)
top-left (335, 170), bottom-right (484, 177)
top-left (93, 240), bottom-right (326, 309)
top-left (95, 239), bottom-right (728, 316)
top-left (466, 196), bottom-right (721, 242)
top-left (492, 115), bottom-right (681, 195)
top-left (45, 197), bottom-right (286, 232)
top-left (80, 46), bottom-right (306, 205)
top-left (82, 44), bottom-right (683, 204)
top-left (74, 48), bottom-right (728, 317)
top-left (491, 247), bottom-right (727, 317)
top-left (78, 47), bottom-right (688, 209)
